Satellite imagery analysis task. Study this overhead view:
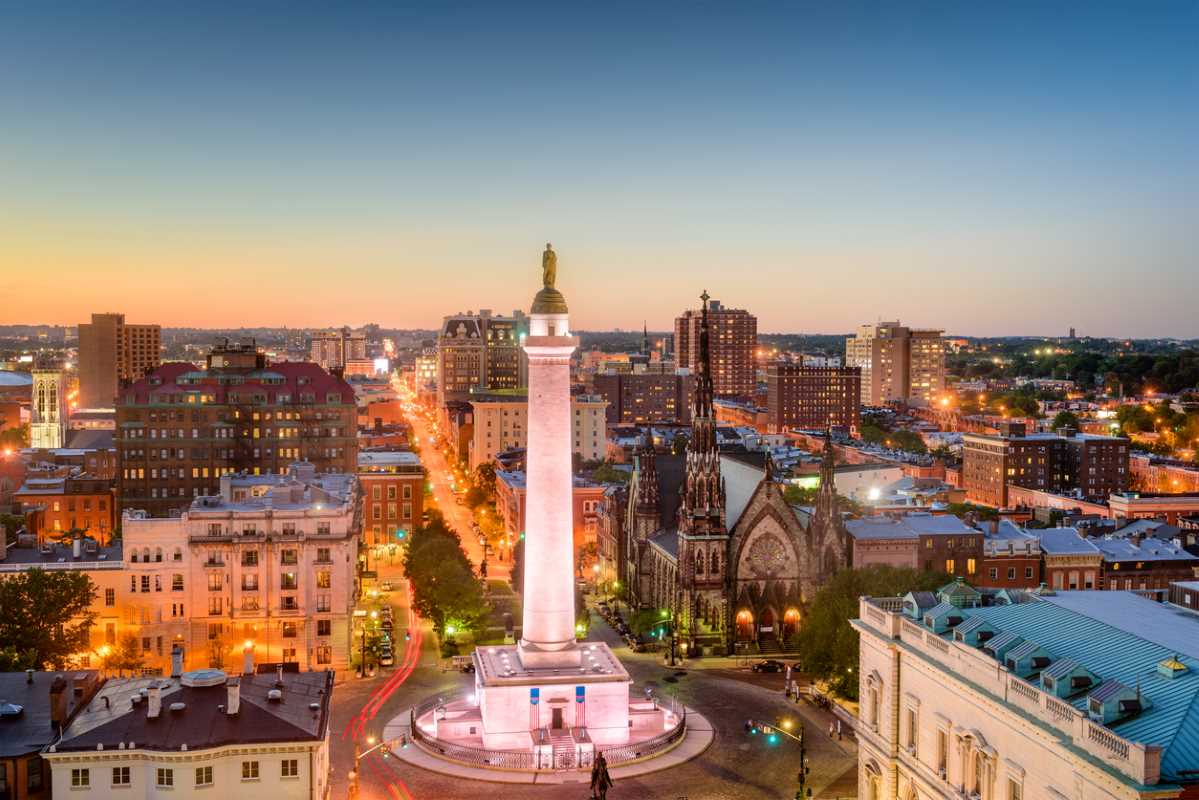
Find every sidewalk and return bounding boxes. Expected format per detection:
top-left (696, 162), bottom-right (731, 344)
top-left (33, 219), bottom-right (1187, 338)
top-left (380, 706), bottom-right (714, 785)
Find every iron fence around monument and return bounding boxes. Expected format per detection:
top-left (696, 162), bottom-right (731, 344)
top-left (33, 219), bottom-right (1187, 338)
top-left (409, 696), bottom-right (536, 770)
top-left (598, 708), bottom-right (688, 765)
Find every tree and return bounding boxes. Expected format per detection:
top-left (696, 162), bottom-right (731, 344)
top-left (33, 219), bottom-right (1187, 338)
top-left (105, 633), bottom-right (145, 677)
top-left (576, 540), bottom-right (599, 577)
top-left (464, 485), bottom-right (489, 509)
top-left (0, 424), bottom-right (29, 449)
top-left (0, 569), bottom-right (97, 669)
top-left (1, 513), bottom-right (26, 545)
top-left (590, 462), bottom-right (630, 485)
top-left (0, 646), bottom-right (38, 671)
top-left (473, 462), bottom-right (497, 496)
top-left (671, 433), bottom-right (689, 455)
top-left (782, 484), bottom-right (818, 505)
top-left (403, 514), bottom-right (489, 636)
top-left (795, 566), bottom-right (949, 699)
top-left (1050, 410), bottom-right (1080, 431)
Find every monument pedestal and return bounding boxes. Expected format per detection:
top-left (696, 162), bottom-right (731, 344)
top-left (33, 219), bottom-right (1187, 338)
top-left (472, 642), bottom-right (631, 749)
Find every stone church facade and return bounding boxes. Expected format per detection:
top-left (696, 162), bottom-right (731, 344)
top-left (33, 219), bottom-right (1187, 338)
top-left (614, 292), bottom-right (851, 655)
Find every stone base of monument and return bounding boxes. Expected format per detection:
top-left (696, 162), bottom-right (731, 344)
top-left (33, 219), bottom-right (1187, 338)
top-left (403, 641), bottom-right (691, 773)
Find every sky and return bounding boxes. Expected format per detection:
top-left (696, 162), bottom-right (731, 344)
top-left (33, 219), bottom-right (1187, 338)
top-left (1, 1), bottom-right (1196, 337)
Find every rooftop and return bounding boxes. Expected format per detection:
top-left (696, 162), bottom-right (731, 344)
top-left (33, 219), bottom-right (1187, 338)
top-left (52, 669), bottom-right (334, 753)
top-left (845, 512), bottom-right (975, 541)
top-left (1092, 536), bottom-right (1198, 563)
top-left (357, 450), bottom-right (423, 471)
top-left (1037, 527), bottom-right (1101, 556)
top-left (0, 671), bottom-right (99, 757)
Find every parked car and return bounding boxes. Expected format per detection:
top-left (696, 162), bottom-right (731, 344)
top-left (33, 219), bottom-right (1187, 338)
top-left (380, 651), bottom-right (395, 667)
top-left (380, 581), bottom-right (393, 592)
top-left (751, 659), bottom-right (785, 673)
top-left (460, 662), bottom-right (476, 674)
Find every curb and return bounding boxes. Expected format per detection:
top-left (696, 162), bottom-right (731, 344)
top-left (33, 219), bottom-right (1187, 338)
top-left (381, 706), bottom-right (715, 785)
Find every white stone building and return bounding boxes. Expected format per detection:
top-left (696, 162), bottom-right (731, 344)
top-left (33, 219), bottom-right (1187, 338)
top-left (853, 589), bottom-right (1199, 800)
top-left (43, 664), bottom-right (333, 800)
top-left (121, 463), bottom-right (360, 674)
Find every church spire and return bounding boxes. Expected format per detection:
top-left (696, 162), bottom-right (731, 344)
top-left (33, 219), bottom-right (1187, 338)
top-left (635, 441), bottom-right (660, 515)
top-left (641, 321), bottom-right (649, 356)
top-left (681, 290), bottom-right (725, 532)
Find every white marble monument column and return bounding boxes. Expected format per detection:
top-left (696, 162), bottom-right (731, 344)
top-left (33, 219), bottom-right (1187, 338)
top-left (518, 245), bottom-right (582, 668)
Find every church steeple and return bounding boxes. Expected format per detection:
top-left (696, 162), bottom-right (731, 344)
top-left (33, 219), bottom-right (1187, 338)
top-left (681, 290), bottom-right (725, 531)
top-left (641, 321), bottom-right (649, 356)
top-left (635, 443), bottom-right (660, 516)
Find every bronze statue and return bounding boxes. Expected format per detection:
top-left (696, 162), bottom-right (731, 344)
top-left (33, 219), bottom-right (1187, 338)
top-left (542, 243), bottom-right (557, 289)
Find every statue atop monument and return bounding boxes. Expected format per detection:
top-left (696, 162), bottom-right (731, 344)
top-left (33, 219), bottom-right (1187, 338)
top-left (531, 242), bottom-right (568, 314)
top-left (542, 243), bottom-right (557, 290)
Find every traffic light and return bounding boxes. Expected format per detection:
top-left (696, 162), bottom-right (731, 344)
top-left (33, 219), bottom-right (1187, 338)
top-left (744, 719), bottom-right (758, 734)
top-left (519, 531), bottom-right (526, 541)
top-left (380, 745), bottom-right (392, 759)
top-left (404, 630), bottom-right (411, 642)
top-left (396, 529), bottom-right (407, 540)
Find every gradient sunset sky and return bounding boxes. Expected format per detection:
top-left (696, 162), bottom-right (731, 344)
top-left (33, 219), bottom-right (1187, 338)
top-left (2, 2), bottom-right (1196, 336)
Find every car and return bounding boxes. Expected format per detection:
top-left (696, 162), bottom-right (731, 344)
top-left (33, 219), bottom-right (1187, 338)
top-left (380, 618), bottom-right (394, 630)
top-left (751, 659), bottom-right (786, 673)
top-left (460, 662), bottom-right (476, 674)
top-left (380, 652), bottom-right (395, 667)
top-left (380, 581), bottom-right (393, 592)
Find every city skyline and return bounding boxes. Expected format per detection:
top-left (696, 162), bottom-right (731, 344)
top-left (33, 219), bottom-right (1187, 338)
top-left (2, 2), bottom-right (1197, 336)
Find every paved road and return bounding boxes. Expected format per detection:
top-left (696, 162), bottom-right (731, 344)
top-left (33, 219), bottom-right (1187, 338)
top-left (399, 388), bottom-right (510, 583)
top-left (329, 393), bottom-right (858, 798)
top-left (332, 599), bottom-right (858, 800)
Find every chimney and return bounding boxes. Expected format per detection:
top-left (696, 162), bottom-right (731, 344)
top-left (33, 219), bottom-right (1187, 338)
top-left (49, 675), bottom-right (68, 732)
top-left (242, 642), bottom-right (255, 676)
top-left (989, 519), bottom-right (1000, 536)
top-left (72, 537), bottom-right (81, 559)
top-left (170, 644), bottom-right (184, 678)
top-left (225, 678), bottom-right (241, 716)
top-left (147, 684), bottom-right (162, 719)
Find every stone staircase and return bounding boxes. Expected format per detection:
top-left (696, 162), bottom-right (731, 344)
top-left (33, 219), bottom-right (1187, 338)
top-left (550, 730), bottom-right (576, 769)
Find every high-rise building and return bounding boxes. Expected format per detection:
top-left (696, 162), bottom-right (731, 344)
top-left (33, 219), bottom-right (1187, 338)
top-left (77, 313), bottom-right (161, 408)
top-left (765, 364), bottom-right (861, 433)
top-left (845, 320), bottom-right (944, 406)
top-left (30, 367), bottom-right (68, 448)
top-left (309, 327), bottom-right (367, 371)
top-left (115, 341), bottom-right (357, 517)
top-left (436, 309), bottom-right (528, 409)
top-left (674, 298), bottom-right (756, 399)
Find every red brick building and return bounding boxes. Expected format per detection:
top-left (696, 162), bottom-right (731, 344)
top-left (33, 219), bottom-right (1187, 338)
top-left (962, 421), bottom-right (1129, 507)
top-left (592, 371), bottom-right (694, 424)
top-left (357, 450), bottom-right (425, 546)
top-left (975, 520), bottom-right (1042, 589)
top-left (765, 364), bottom-right (860, 433)
top-left (495, 469), bottom-right (607, 571)
top-left (675, 297), bottom-right (756, 399)
top-left (115, 341), bottom-right (357, 516)
top-left (12, 474), bottom-right (115, 544)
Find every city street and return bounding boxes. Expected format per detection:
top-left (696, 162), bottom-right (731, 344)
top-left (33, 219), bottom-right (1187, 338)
top-left (396, 383), bottom-right (510, 582)
top-left (326, 397), bottom-right (858, 799)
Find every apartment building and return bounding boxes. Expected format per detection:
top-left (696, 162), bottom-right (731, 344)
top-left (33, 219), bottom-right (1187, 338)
top-left (116, 341), bottom-right (356, 517)
top-left (845, 321), bottom-right (944, 406)
top-left (468, 392), bottom-right (607, 471)
top-left (436, 310), bottom-right (528, 409)
top-left (357, 450), bottom-right (425, 546)
top-left (78, 313), bottom-right (161, 408)
top-left (309, 326), bottom-right (367, 371)
top-left (592, 370), bottom-right (694, 425)
top-left (765, 364), bottom-right (861, 432)
top-left (675, 298), bottom-right (756, 399)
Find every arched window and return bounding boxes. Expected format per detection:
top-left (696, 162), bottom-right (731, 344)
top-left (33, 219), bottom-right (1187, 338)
top-left (710, 551), bottom-right (720, 575)
top-left (173, 547), bottom-right (182, 562)
top-left (155, 547), bottom-right (163, 562)
top-left (142, 547), bottom-right (151, 563)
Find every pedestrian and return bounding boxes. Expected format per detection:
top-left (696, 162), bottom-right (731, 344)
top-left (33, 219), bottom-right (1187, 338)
top-left (828, 720), bottom-right (835, 738)
top-left (590, 751), bottom-right (614, 800)
top-left (836, 718), bottom-right (843, 740)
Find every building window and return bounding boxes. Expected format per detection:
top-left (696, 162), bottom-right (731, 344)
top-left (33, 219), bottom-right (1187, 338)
top-left (316, 570), bottom-right (331, 588)
top-left (195, 766), bottom-right (213, 787)
top-left (281, 759), bottom-right (299, 778)
top-left (173, 574), bottom-right (184, 591)
top-left (945, 559), bottom-right (955, 574)
top-left (282, 622), bottom-right (297, 638)
top-left (318, 619), bottom-right (332, 636)
top-left (71, 768), bottom-right (89, 788)
top-left (317, 644), bottom-right (332, 664)
top-left (105, 588), bottom-right (115, 606)
top-left (936, 729), bottom-right (948, 776)
top-left (1008, 777), bottom-right (1023, 800)
top-left (243, 551), bottom-right (259, 566)
top-left (208, 573), bottom-right (222, 591)
top-left (156, 768), bottom-right (174, 788)
top-left (112, 766), bottom-right (130, 786)
top-left (242, 761), bottom-right (259, 780)
top-left (281, 573), bottom-right (298, 590)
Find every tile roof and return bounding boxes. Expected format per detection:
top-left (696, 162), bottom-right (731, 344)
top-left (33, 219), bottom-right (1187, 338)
top-left (123, 361), bottom-right (355, 405)
top-left (648, 529), bottom-right (679, 559)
